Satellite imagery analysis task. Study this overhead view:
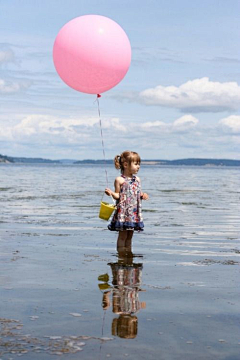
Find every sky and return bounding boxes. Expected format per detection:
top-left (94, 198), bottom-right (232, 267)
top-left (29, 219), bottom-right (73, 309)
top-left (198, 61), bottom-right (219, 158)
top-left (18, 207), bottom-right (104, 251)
top-left (0, 0), bottom-right (240, 160)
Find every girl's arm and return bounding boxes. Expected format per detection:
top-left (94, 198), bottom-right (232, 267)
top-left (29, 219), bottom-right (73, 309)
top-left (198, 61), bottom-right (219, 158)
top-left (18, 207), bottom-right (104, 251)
top-left (137, 177), bottom-right (149, 200)
top-left (105, 177), bottom-right (122, 200)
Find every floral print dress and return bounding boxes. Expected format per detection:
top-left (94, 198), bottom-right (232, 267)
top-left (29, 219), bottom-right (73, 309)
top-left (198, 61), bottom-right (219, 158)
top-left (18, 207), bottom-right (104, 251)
top-left (108, 175), bottom-right (144, 232)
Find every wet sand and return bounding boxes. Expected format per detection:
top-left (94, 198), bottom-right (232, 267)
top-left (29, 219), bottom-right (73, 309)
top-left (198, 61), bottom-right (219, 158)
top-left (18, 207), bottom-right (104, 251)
top-left (1, 164), bottom-right (240, 359)
top-left (1, 225), bottom-right (240, 359)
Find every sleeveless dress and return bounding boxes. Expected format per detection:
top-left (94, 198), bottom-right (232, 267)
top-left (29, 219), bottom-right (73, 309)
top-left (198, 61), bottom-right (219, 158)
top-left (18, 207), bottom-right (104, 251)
top-left (108, 175), bottom-right (144, 232)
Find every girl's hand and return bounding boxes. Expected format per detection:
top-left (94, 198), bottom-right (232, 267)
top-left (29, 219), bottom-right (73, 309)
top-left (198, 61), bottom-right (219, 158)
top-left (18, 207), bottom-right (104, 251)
top-left (141, 192), bottom-right (149, 200)
top-left (105, 188), bottom-right (112, 196)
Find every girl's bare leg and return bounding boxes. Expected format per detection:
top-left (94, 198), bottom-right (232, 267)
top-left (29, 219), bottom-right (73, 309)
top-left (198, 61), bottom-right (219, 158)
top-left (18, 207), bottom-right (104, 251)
top-left (117, 231), bottom-right (128, 250)
top-left (125, 230), bottom-right (134, 249)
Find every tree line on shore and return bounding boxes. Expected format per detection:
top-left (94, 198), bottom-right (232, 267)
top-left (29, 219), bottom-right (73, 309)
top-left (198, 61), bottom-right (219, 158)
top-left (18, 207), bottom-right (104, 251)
top-left (1, 154), bottom-right (240, 166)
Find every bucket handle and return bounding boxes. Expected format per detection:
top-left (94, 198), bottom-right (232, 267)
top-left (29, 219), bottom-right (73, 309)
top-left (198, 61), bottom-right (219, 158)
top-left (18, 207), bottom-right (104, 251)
top-left (110, 195), bottom-right (116, 205)
top-left (101, 193), bottom-right (116, 206)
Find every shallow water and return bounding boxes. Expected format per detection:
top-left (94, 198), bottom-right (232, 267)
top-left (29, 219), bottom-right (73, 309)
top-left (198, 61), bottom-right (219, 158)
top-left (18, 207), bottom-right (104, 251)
top-left (0, 164), bottom-right (240, 359)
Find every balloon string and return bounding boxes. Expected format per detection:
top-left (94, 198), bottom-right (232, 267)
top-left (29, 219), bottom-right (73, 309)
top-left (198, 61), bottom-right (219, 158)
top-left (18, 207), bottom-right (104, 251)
top-left (96, 94), bottom-right (109, 188)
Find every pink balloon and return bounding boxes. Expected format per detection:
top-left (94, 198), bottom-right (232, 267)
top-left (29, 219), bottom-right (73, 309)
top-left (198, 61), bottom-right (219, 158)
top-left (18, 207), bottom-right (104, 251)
top-left (53, 15), bottom-right (131, 94)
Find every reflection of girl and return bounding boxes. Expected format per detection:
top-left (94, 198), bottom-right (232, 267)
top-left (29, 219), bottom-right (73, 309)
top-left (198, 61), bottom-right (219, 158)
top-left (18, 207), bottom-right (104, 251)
top-left (102, 263), bottom-right (145, 313)
top-left (110, 262), bottom-right (145, 315)
top-left (105, 151), bottom-right (149, 249)
top-left (100, 250), bottom-right (146, 339)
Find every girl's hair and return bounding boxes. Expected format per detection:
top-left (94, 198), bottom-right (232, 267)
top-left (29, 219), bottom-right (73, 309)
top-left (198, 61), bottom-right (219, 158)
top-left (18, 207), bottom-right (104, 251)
top-left (114, 151), bottom-right (141, 173)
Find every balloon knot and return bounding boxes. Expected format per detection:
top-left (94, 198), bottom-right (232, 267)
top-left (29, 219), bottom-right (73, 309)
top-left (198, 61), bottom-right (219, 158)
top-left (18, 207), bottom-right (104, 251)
top-left (97, 94), bottom-right (102, 98)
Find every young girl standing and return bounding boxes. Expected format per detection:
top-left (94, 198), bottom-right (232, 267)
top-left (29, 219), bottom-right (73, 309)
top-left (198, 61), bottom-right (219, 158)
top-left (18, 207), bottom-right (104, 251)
top-left (105, 151), bottom-right (149, 249)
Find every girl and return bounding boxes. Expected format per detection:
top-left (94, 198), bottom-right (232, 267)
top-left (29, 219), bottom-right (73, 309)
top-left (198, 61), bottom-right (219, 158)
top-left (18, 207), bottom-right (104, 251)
top-left (105, 151), bottom-right (149, 249)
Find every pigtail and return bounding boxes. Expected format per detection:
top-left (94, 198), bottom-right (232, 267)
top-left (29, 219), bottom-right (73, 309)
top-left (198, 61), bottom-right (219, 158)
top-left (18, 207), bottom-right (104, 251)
top-left (114, 155), bottom-right (121, 170)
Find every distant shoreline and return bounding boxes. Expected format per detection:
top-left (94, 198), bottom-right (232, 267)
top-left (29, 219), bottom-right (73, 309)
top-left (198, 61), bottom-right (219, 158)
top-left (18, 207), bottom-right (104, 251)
top-left (74, 159), bottom-right (240, 167)
top-left (1, 154), bottom-right (240, 166)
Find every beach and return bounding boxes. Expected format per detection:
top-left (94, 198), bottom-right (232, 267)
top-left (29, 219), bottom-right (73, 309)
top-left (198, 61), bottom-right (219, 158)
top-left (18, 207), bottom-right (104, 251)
top-left (1, 164), bottom-right (240, 359)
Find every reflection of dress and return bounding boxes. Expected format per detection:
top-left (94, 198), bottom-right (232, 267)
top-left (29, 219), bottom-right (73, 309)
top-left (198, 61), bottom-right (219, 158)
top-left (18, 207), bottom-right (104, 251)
top-left (109, 262), bottom-right (143, 315)
top-left (108, 175), bottom-right (144, 232)
top-left (111, 263), bottom-right (142, 287)
top-left (100, 252), bottom-right (145, 339)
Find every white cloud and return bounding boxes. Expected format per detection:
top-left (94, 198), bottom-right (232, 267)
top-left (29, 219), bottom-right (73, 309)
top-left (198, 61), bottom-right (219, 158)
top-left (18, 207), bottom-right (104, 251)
top-left (0, 114), bottom-right (127, 145)
top-left (12, 115), bottom-right (97, 140)
top-left (0, 78), bottom-right (31, 94)
top-left (139, 77), bottom-right (240, 112)
top-left (141, 115), bottom-right (198, 133)
top-left (141, 120), bottom-right (166, 129)
top-left (219, 115), bottom-right (240, 133)
top-left (173, 115), bottom-right (199, 132)
top-left (101, 117), bottom-right (127, 132)
top-left (1, 113), bottom-right (239, 159)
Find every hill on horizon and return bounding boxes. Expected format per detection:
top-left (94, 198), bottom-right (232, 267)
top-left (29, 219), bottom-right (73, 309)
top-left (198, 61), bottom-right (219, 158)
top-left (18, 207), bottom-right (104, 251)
top-left (1, 154), bottom-right (240, 166)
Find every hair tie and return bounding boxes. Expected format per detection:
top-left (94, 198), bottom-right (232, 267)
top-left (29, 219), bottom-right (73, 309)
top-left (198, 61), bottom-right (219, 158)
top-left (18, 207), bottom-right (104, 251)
top-left (118, 155), bottom-right (121, 164)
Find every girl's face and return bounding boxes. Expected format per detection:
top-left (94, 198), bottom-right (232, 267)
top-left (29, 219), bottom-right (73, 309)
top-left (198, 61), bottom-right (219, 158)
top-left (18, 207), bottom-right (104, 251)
top-left (129, 161), bottom-right (140, 175)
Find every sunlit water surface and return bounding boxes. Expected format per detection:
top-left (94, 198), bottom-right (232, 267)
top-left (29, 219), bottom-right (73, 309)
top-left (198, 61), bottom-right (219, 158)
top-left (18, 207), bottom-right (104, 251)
top-left (0, 164), bottom-right (240, 360)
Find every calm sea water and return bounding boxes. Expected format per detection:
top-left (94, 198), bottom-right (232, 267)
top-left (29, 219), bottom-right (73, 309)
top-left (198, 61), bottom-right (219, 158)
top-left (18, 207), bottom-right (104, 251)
top-left (1, 164), bottom-right (240, 360)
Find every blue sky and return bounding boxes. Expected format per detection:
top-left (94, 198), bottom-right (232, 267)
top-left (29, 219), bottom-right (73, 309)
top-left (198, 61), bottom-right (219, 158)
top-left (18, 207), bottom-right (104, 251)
top-left (0, 0), bottom-right (240, 160)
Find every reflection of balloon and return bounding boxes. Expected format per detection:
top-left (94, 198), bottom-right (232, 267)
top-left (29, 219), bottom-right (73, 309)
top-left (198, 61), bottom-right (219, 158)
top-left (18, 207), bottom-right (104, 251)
top-left (53, 15), bottom-right (131, 94)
